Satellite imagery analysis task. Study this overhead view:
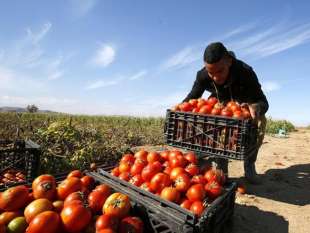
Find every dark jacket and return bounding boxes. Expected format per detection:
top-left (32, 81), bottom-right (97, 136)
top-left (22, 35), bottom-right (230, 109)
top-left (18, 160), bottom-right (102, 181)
top-left (183, 58), bottom-right (269, 115)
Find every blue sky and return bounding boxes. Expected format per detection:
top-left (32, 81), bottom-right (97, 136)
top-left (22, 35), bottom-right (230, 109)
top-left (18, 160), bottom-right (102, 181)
top-left (0, 1), bottom-right (310, 126)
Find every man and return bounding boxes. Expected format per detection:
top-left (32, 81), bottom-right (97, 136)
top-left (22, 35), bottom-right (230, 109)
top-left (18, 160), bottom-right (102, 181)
top-left (183, 42), bottom-right (268, 184)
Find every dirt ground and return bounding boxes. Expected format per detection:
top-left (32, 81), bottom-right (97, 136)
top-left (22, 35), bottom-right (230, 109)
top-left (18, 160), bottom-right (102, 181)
top-left (229, 128), bottom-right (310, 233)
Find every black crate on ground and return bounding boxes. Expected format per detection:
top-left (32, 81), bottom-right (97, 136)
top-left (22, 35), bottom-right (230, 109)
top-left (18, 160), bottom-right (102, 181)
top-left (165, 110), bottom-right (258, 160)
top-left (87, 167), bottom-right (237, 233)
top-left (0, 139), bottom-right (40, 189)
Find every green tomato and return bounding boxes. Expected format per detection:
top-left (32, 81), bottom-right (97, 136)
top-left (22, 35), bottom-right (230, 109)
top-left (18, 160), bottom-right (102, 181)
top-left (7, 217), bottom-right (28, 233)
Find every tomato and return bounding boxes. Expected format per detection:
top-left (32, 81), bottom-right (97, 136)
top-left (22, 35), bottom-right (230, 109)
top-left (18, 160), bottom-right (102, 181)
top-left (185, 164), bottom-right (199, 176)
top-left (207, 97), bottom-right (218, 106)
top-left (192, 107), bottom-right (200, 113)
top-left (170, 157), bottom-right (187, 168)
top-left (190, 201), bottom-right (204, 216)
top-left (7, 216), bottom-right (27, 233)
top-left (242, 109), bottom-right (251, 119)
top-left (130, 162), bottom-right (145, 176)
top-left (168, 150), bottom-right (183, 161)
top-left (67, 170), bottom-right (83, 179)
top-left (204, 169), bottom-right (226, 185)
top-left (119, 216), bottom-right (144, 233)
top-left (88, 190), bottom-right (109, 213)
top-left (80, 176), bottom-right (95, 190)
top-left (26, 211), bottom-right (59, 233)
top-left (186, 184), bottom-right (206, 202)
top-left (129, 175), bottom-right (143, 187)
top-left (57, 177), bottom-right (82, 200)
top-left (180, 199), bottom-right (192, 210)
top-left (103, 193), bottom-right (131, 219)
top-left (184, 152), bottom-right (198, 164)
top-left (0, 224), bottom-right (5, 233)
top-left (134, 150), bottom-right (148, 162)
top-left (33, 179), bottom-right (56, 201)
top-left (191, 175), bottom-right (207, 185)
top-left (230, 104), bottom-right (241, 113)
top-left (96, 214), bottom-right (119, 231)
top-left (179, 102), bottom-right (193, 112)
top-left (111, 167), bottom-right (120, 177)
top-left (163, 166), bottom-right (172, 175)
top-left (141, 164), bottom-right (161, 182)
top-left (174, 173), bottom-right (191, 192)
top-left (147, 152), bottom-right (161, 163)
top-left (189, 99), bottom-right (198, 107)
top-left (220, 108), bottom-right (233, 117)
top-left (0, 185), bottom-right (29, 211)
top-left (64, 192), bottom-right (85, 207)
top-left (160, 187), bottom-right (180, 203)
top-left (170, 167), bottom-right (186, 181)
top-left (211, 108), bottom-right (221, 115)
top-left (52, 200), bottom-right (64, 212)
top-left (118, 162), bottom-right (132, 173)
top-left (24, 198), bottom-right (54, 223)
top-left (0, 211), bottom-right (21, 225)
top-left (198, 105), bottom-right (212, 114)
top-left (237, 186), bottom-right (246, 194)
top-left (149, 173), bottom-right (171, 192)
top-left (160, 151), bottom-right (170, 161)
top-left (205, 181), bottom-right (223, 199)
top-left (32, 175), bottom-right (55, 191)
top-left (95, 184), bottom-right (111, 197)
top-left (61, 204), bottom-right (91, 232)
top-left (233, 110), bottom-right (243, 119)
top-left (197, 100), bottom-right (206, 109)
top-left (97, 229), bottom-right (116, 233)
top-left (140, 182), bottom-right (152, 192)
top-left (118, 172), bottom-right (130, 181)
top-left (120, 154), bottom-right (135, 164)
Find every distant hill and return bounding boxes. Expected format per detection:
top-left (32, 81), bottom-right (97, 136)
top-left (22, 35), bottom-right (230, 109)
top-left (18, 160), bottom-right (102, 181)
top-left (0, 106), bottom-right (55, 113)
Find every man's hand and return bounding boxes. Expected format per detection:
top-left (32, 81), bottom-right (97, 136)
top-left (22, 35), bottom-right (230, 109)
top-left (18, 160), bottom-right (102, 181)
top-left (241, 103), bottom-right (261, 120)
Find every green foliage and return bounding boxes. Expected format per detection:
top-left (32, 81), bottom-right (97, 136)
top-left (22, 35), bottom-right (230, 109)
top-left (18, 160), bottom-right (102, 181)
top-left (265, 117), bottom-right (295, 135)
top-left (0, 112), bottom-right (165, 173)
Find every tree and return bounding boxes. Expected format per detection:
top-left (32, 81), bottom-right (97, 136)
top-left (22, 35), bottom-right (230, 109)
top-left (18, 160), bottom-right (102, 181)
top-left (26, 104), bottom-right (39, 113)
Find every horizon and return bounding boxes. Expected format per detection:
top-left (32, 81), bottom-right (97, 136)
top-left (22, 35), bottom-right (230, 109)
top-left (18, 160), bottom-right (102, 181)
top-left (1, 1), bottom-right (310, 126)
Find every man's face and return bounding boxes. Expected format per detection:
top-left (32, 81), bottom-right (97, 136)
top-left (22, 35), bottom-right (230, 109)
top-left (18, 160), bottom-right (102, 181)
top-left (205, 56), bottom-right (232, 85)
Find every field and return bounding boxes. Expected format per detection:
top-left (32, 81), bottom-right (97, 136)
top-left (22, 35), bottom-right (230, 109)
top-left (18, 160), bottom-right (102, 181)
top-left (0, 112), bottom-right (308, 232)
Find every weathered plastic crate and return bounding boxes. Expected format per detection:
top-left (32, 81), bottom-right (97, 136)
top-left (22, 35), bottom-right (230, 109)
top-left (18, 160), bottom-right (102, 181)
top-left (164, 110), bottom-right (258, 160)
top-left (0, 139), bottom-right (40, 189)
top-left (87, 167), bottom-right (237, 233)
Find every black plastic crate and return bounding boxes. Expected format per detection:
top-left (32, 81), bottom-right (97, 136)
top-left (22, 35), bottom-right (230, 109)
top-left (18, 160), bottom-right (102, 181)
top-left (87, 167), bottom-right (237, 233)
top-left (0, 139), bottom-right (40, 189)
top-left (164, 110), bottom-right (258, 160)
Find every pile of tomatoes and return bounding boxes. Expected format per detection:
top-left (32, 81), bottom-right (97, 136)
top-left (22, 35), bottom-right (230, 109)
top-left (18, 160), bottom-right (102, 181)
top-left (172, 97), bottom-right (252, 119)
top-left (111, 149), bottom-right (226, 217)
top-left (0, 169), bottom-right (26, 187)
top-left (0, 170), bottom-right (144, 233)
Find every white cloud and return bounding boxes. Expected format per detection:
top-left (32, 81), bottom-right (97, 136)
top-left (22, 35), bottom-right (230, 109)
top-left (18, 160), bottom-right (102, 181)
top-left (47, 70), bottom-right (64, 80)
top-left (26, 22), bottom-right (52, 45)
top-left (262, 81), bottom-right (281, 93)
top-left (86, 79), bottom-right (121, 90)
top-left (70, 0), bottom-right (98, 17)
top-left (128, 70), bottom-right (147, 80)
top-left (92, 44), bottom-right (116, 67)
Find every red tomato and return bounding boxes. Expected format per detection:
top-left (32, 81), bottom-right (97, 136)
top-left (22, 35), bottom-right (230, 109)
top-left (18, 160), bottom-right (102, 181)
top-left (205, 181), bottom-right (223, 199)
top-left (211, 108), bottom-right (221, 115)
top-left (64, 192), bottom-right (85, 207)
top-left (24, 198), bottom-right (54, 223)
top-left (197, 99), bottom-right (207, 108)
top-left (52, 200), bottom-right (64, 213)
top-left (67, 170), bottom-right (83, 179)
top-left (221, 108), bottom-right (233, 117)
top-left (134, 150), bottom-right (148, 162)
top-left (190, 201), bottom-right (205, 216)
top-left (149, 173), bottom-right (171, 192)
top-left (189, 99), bottom-right (198, 108)
top-left (97, 228), bottom-right (116, 233)
top-left (119, 216), bottom-right (144, 233)
top-left (129, 175), bottom-right (144, 187)
top-left (233, 110), bottom-right (243, 119)
top-left (204, 169), bottom-right (226, 185)
top-left (120, 154), bottom-right (135, 164)
top-left (111, 167), bottom-right (120, 177)
top-left (199, 105), bottom-right (212, 114)
top-left (61, 203), bottom-right (91, 232)
top-left (118, 162), bottom-right (132, 173)
top-left (0, 211), bottom-right (21, 225)
top-left (95, 184), bottom-right (111, 196)
top-left (118, 172), bottom-right (131, 181)
top-left (140, 182), bottom-right (152, 192)
top-left (170, 157), bottom-right (187, 168)
top-left (160, 187), bottom-right (180, 203)
top-left (163, 166), bottom-right (172, 175)
top-left (0, 185), bottom-right (29, 211)
top-left (103, 193), bottom-right (131, 219)
top-left (147, 152), bottom-right (162, 163)
top-left (96, 214), bottom-right (119, 231)
top-left (130, 162), bottom-right (145, 176)
top-left (185, 164), bottom-right (199, 176)
top-left (207, 97), bottom-right (218, 106)
top-left (230, 104), bottom-right (241, 113)
top-left (191, 175), bottom-right (207, 185)
top-left (141, 164), bottom-right (161, 182)
top-left (186, 184), bottom-right (206, 202)
top-left (170, 167), bottom-right (186, 181)
top-left (33, 180), bottom-right (56, 201)
top-left (179, 102), bottom-right (193, 112)
top-left (184, 152), bottom-right (198, 164)
top-left (174, 173), bottom-right (191, 192)
top-left (0, 224), bottom-right (5, 233)
top-left (57, 177), bottom-right (82, 200)
top-left (168, 150), bottom-right (183, 161)
top-left (26, 211), bottom-right (60, 233)
top-left (160, 151), bottom-right (170, 161)
top-left (32, 175), bottom-right (55, 191)
top-left (88, 190), bottom-right (110, 213)
top-left (80, 176), bottom-right (95, 190)
top-left (180, 199), bottom-right (192, 210)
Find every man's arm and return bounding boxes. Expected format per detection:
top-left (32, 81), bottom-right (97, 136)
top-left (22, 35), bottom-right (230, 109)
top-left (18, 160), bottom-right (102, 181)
top-left (183, 71), bottom-right (206, 102)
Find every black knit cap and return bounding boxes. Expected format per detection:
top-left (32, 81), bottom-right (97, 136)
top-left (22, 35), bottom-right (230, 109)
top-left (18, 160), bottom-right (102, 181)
top-left (203, 42), bottom-right (228, 64)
